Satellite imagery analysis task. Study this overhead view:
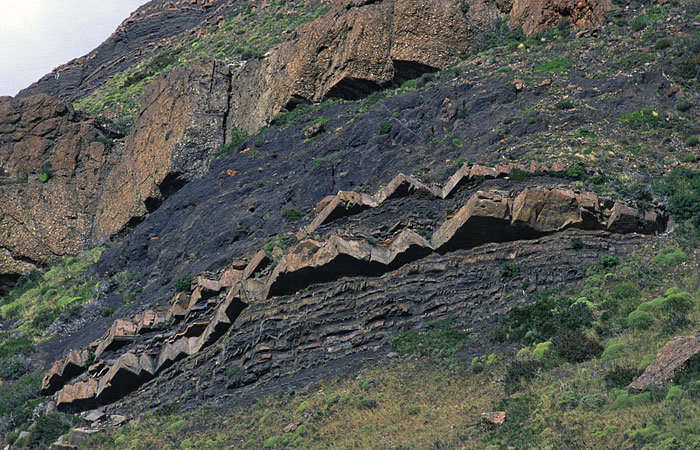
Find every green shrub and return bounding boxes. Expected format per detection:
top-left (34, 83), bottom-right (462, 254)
top-left (378, 121), bottom-right (392, 135)
top-left (666, 385), bottom-right (684, 400)
top-left (618, 108), bottom-right (667, 130)
top-left (676, 97), bottom-right (693, 112)
top-left (100, 306), bottom-right (115, 317)
top-left (504, 360), bottom-right (542, 394)
top-left (613, 390), bottom-right (651, 408)
top-left (628, 309), bottom-right (654, 330)
top-left (0, 337), bottom-right (34, 358)
top-left (554, 100), bottom-right (575, 110)
top-left (602, 341), bottom-right (625, 360)
top-left (37, 171), bottom-right (50, 183)
top-left (655, 38), bottom-right (672, 50)
top-left (500, 262), bottom-right (520, 279)
top-left (174, 273), bottom-right (194, 292)
top-left (26, 413), bottom-right (73, 448)
top-left (391, 316), bottom-right (470, 357)
top-left (565, 163), bottom-right (585, 179)
top-left (550, 329), bottom-right (603, 363)
top-left (654, 168), bottom-right (700, 226)
top-left (604, 366), bottom-right (638, 389)
top-left (357, 398), bottom-right (378, 409)
top-left (253, 139), bottom-right (265, 148)
top-left (535, 56), bottom-right (570, 72)
top-left (652, 248), bottom-right (688, 266)
top-left (215, 128), bottom-right (250, 158)
top-left (452, 138), bottom-right (462, 147)
top-left (282, 208), bottom-right (303, 222)
top-left (686, 135), bottom-right (700, 147)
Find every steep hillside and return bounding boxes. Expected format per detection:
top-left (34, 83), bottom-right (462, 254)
top-left (1, 0), bottom-right (700, 449)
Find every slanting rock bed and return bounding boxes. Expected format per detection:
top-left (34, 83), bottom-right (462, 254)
top-left (42, 162), bottom-right (666, 412)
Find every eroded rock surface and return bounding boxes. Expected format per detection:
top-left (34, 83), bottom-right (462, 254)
top-left (227, 0), bottom-right (500, 133)
top-left (0, 95), bottom-right (112, 280)
top-left (510, 0), bottom-right (608, 37)
top-left (93, 58), bottom-right (230, 241)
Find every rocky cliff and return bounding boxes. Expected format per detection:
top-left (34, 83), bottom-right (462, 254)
top-left (2, 0), bottom-right (698, 447)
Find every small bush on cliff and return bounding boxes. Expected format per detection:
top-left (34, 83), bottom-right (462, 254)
top-left (282, 208), bottom-right (303, 222)
top-left (215, 128), bottom-right (249, 158)
top-left (378, 121), bottom-right (392, 135)
top-left (499, 262), bottom-right (520, 279)
top-left (175, 274), bottom-right (194, 292)
top-left (654, 168), bottom-right (700, 227)
top-left (26, 413), bottom-right (74, 448)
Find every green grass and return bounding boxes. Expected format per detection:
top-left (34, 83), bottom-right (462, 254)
top-left (0, 247), bottom-right (103, 340)
top-left (535, 56), bottom-right (570, 73)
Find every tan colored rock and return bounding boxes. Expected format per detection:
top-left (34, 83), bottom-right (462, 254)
top-left (432, 190), bottom-right (511, 250)
top-left (299, 191), bottom-right (376, 238)
top-left (93, 59), bottom-right (230, 242)
top-left (607, 201), bottom-right (640, 233)
top-left (219, 268), bottom-right (243, 287)
top-left (97, 353), bottom-right (156, 402)
top-left (440, 164), bottom-right (471, 198)
top-left (95, 318), bottom-right (139, 357)
top-left (242, 250), bottom-right (272, 280)
top-left (138, 309), bottom-right (167, 333)
top-left (227, 0), bottom-right (499, 134)
top-left (511, 187), bottom-right (582, 232)
top-left (41, 348), bottom-right (91, 395)
top-left (167, 292), bottom-right (190, 323)
top-left (0, 94), bottom-right (111, 278)
top-left (56, 378), bottom-right (98, 410)
top-left (188, 277), bottom-right (221, 309)
top-left (629, 332), bottom-right (700, 391)
top-left (482, 411), bottom-right (506, 429)
top-left (510, 0), bottom-right (608, 37)
top-left (469, 165), bottom-right (498, 180)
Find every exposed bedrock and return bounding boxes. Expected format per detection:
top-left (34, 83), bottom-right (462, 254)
top-left (93, 58), bottom-right (230, 241)
top-left (509, 0), bottom-right (609, 37)
top-left (227, 0), bottom-right (501, 134)
top-left (0, 94), bottom-right (113, 280)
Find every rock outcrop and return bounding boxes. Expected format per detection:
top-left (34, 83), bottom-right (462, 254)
top-left (227, 0), bottom-right (501, 133)
top-left (628, 333), bottom-right (700, 391)
top-left (93, 58), bottom-right (230, 241)
top-left (43, 162), bottom-right (667, 411)
top-left (509, 0), bottom-right (609, 37)
top-left (0, 94), bottom-right (113, 283)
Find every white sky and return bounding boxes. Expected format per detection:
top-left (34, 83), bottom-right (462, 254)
top-left (0, 0), bottom-right (150, 97)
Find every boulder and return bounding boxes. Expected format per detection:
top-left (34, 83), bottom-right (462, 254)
top-left (167, 292), bottom-right (190, 323)
top-left (41, 349), bottom-right (90, 395)
top-left (468, 165), bottom-right (498, 180)
top-left (242, 250), bottom-right (272, 280)
top-left (629, 332), bottom-right (700, 391)
top-left (440, 164), bottom-right (471, 198)
top-left (56, 378), bottom-right (98, 410)
top-left (188, 277), bottom-right (222, 309)
top-left (481, 411), bottom-right (506, 429)
top-left (97, 353), bottom-right (155, 402)
top-left (67, 428), bottom-right (101, 447)
top-left (432, 190), bottom-right (512, 251)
